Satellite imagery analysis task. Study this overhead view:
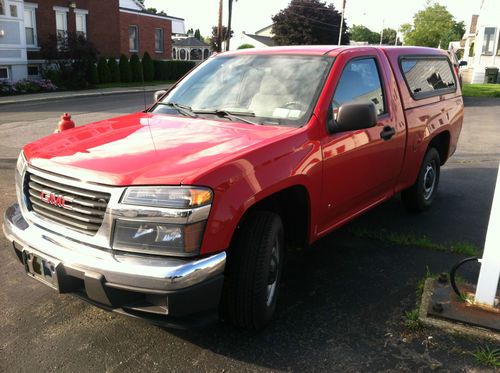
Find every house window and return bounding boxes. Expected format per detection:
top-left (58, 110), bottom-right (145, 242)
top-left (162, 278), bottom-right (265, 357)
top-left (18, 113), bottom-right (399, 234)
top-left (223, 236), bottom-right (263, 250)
top-left (155, 28), bottom-right (164, 52)
top-left (24, 7), bottom-right (37, 46)
top-left (129, 26), bottom-right (139, 52)
top-left (28, 65), bottom-right (39, 76)
top-left (497, 33), bottom-right (500, 55)
top-left (75, 11), bottom-right (87, 39)
top-left (10, 5), bottom-right (18, 17)
top-left (0, 1), bottom-right (5, 16)
top-left (54, 7), bottom-right (69, 46)
top-left (482, 27), bottom-right (496, 55)
top-left (0, 67), bottom-right (9, 80)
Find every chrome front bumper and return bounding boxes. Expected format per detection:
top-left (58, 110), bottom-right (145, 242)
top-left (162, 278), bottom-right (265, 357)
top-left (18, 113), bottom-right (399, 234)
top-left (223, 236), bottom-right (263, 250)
top-left (3, 203), bottom-right (226, 324)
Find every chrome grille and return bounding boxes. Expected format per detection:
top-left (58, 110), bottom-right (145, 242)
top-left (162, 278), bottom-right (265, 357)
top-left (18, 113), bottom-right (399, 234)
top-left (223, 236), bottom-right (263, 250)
top-left (26, 172), bottom-right (111, 235)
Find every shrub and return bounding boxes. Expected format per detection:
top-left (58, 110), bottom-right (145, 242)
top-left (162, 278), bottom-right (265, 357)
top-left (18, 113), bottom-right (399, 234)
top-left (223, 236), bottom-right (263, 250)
top-left (153, 60), bottom-right (163, 80)
top-left (237, 44), bottom-right (255, 49)
top-left (130, 53), bottom-right (143, 82)
top-left (97, 57), bottom-right (111, 84)
top-left (108, 58), bottom-right (120, 83)
top-left (0, 81), bottom-right (17, 95)
top-left (153, 60), bottom-right (196, 81)
top-left (0, 79), bottom-right (57, 96)
top-left (119, 54), bottom-right (131, 83)
top-left (142, 52), bottom-right (155, 82)
top-left (87, 63), bottom-right (99, 85)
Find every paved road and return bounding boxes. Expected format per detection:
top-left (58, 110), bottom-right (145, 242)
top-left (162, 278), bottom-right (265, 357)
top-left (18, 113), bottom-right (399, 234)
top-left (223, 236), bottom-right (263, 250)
top-left (0, 95), bottom-right (498, 372)
top-left (0, 92), bottom-right (154, 159)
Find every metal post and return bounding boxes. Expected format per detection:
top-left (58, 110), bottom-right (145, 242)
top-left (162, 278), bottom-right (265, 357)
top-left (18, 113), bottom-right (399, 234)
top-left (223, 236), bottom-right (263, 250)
top-left (380, 19), bottom-right (384, 45)
top-left (475, 163), bottom-right (500, 306)
top-left (226, 0), bottom-right (233, 51)
top-left (337, 0), bottom-right (346, 46)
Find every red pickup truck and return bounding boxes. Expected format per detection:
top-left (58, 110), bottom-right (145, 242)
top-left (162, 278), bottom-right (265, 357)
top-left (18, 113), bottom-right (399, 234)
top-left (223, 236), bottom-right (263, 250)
top-left (3, 46), bottom-right (463, 329)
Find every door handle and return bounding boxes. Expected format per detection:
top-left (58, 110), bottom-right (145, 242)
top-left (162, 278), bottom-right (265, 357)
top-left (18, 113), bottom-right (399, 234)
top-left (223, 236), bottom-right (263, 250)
top-left (380, 126), bottom-right (396, 141)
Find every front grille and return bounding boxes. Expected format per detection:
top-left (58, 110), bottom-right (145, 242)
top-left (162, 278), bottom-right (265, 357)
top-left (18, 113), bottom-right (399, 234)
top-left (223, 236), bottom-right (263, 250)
top-left (26, 172), bottom-right (111, 235)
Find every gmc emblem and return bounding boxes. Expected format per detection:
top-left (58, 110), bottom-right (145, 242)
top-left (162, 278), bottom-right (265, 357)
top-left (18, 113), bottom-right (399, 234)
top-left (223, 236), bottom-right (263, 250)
top-left (40, 191), bottom-right (73, 210)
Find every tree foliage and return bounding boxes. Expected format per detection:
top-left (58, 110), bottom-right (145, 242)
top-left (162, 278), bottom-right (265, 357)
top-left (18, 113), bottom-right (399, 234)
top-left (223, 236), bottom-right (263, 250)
top-left (142, 52), bottom-right (155, 81)
top-left (402, 4), bottom-right (465, 48)
top-left (381, 28), bottom-right (398, 45)
top-left (97, 57), bottom-right (111, 84)
top-left (271, 0), bottom-right (349, 45)
top-left (237, 44), bottom-right (255, 49)
top-left (107, 57), bottom-right (120, 83)
top-left (351, 25), bottom-right (380, 44)
top-left (194, 29), bottom-right (202, 41)
top-left (130, 53), bottom-right (143, 82)
top-left (119, 54), bottom-right (131, 83)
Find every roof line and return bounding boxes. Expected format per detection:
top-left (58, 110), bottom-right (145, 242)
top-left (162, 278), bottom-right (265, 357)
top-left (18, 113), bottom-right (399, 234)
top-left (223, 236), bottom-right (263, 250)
top-left (119, 7), bottom-right (185, 21)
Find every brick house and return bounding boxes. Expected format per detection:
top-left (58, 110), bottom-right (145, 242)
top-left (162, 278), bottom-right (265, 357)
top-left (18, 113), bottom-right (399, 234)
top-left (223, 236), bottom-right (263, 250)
top-left (1, 0), bottom-right (185, 81)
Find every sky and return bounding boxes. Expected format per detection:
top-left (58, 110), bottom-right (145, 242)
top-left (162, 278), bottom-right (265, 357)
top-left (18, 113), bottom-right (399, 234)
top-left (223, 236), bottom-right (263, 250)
top-left (145, 0), bottom-right (483, 37)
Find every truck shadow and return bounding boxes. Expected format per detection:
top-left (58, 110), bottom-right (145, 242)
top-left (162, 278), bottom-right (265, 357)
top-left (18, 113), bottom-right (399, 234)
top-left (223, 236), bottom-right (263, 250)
top-left (167, 165), bottom-right (497, 371)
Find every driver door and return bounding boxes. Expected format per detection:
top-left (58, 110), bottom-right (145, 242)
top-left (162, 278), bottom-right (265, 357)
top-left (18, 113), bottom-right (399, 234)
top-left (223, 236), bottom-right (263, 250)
top-left (318, 53), bottom-right (406, 234)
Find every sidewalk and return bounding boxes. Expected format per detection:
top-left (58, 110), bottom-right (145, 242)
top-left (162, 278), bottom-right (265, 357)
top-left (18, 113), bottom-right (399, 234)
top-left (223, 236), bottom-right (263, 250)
top-left (0, 84), bottom-right (171, 106)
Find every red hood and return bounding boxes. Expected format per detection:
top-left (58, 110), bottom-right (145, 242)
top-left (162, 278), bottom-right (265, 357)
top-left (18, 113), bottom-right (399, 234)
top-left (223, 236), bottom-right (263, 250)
top-left (23, 113), bottom-right (296, 186)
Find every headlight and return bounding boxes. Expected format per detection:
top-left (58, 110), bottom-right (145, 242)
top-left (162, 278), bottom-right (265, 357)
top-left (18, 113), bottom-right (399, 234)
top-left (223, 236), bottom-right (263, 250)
top-left (121, 187), bottom-right (212, 209)
top-left (112, 220), bottom-right (206, 256)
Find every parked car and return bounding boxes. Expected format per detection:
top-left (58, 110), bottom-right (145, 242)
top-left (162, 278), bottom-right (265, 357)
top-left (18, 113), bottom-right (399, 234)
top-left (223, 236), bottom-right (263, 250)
top-left (3, 46), bottom-right (463, 329)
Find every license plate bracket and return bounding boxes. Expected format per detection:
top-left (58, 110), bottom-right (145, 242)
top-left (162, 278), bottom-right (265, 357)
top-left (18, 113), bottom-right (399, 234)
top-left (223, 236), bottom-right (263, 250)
top-left (23, 250), bottom-right (60, 291)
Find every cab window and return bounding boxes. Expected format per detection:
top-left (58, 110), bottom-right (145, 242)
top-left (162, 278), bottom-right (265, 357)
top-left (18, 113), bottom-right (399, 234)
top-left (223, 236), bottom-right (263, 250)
top-left (333, 58), bottom-right (386, 115)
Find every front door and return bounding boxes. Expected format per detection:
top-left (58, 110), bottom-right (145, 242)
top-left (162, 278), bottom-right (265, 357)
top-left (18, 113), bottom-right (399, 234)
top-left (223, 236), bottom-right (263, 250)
top-left (318, 52), bottom-right (406, 234)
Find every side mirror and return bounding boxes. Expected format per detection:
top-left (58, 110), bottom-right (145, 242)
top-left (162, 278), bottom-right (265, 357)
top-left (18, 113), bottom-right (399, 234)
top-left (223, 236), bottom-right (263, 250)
top-left (154, 90), bottom-right (167, 102)
top-left (459, 60), bottom-right (468, 67)
top-left (327, 102), bottom-right (378, 134)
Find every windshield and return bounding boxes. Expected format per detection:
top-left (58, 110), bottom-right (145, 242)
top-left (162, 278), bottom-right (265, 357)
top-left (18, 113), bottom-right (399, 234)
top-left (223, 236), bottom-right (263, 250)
top-left (151, 54), bottom-right (332, 126)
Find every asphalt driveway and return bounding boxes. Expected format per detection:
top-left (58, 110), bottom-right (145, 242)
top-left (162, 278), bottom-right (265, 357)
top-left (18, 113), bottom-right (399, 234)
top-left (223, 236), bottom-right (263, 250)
top-left (0, 96), bottom-right (498, 372)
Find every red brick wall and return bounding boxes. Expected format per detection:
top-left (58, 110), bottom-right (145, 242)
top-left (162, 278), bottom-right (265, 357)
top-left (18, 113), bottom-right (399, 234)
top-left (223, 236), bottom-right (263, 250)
top-left (28, 0), bottom-right (121, 60)
top-left (119, 11), bottom-right (172, 59)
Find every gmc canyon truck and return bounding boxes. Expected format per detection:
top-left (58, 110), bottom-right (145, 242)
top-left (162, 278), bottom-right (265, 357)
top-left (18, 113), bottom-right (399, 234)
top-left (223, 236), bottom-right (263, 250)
top-left (3, 46), bottom-right (463, 329)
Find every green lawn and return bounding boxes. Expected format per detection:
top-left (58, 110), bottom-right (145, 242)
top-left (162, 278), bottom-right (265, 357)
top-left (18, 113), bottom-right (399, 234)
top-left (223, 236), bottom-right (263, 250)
top-left (95, 80), bottom-right (173, 89)
top-left (462, 83), bottom-right (500, 97)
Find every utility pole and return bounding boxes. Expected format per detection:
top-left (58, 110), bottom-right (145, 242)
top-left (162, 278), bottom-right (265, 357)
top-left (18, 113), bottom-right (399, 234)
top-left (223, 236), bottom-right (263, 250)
top-left (379, 19), bottom-right (384, 45)
top-left (226, 0), bottom-right (233, 51)
top-left (217, 0), bottom-right (223, 52)
top-left (337, 0), bottom-right (346, 46)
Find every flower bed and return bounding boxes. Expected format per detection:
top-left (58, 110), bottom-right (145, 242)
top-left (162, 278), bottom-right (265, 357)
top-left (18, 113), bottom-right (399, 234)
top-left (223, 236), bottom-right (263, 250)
top-left (0, 79), bottom-right (57, 96)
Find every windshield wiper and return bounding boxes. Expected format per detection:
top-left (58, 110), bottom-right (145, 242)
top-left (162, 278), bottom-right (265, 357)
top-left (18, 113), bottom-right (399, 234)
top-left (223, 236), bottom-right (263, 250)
top-left (193, 109), bottom-right (262, 126)
top-left (157, 102), bottom-right (198, 118)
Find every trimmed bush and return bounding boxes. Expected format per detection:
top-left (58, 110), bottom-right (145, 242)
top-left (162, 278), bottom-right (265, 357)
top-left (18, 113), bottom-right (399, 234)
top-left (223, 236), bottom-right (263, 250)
top-left (0, 79), bottom-right (57, 96)
top-left (153, 60), bottom-right (196, 82)
top-left (237, 44), bottom-right (255, 49)
top-left (108, 57), bottom-right (120, 83)
top-left (153, 60), bottom-right (163, 80)
top-left (97, 57), bottom-right (111, 84)
top-left (142, 52), bottom-right (155, 82)
top-left (119, 54), bottom-right (131, 83)
top-left (87, 63), bottom-right (99, 85)
top-left (130, 53), bottom-right (143, 82)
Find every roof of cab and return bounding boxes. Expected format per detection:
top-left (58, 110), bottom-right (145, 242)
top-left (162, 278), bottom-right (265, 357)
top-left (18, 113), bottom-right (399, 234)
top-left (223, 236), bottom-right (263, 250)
top-left (219, 45), bottom-right (448, 57)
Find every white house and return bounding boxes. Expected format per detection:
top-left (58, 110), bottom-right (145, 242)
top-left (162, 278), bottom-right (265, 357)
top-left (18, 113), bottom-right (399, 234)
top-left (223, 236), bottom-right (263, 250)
top-left (229, 32), bottom-right (275, 51)
top-left (0, 0), bottom-right (28, 82)
top-left (463, 0), bottom-right (500, 84)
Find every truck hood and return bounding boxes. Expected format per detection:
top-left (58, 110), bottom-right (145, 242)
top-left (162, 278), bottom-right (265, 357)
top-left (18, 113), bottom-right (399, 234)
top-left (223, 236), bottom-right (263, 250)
top-left (23, 113), bottom-right (297, 186)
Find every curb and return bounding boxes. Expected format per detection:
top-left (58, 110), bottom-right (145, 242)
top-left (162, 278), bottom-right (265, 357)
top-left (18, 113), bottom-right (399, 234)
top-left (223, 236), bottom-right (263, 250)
top-left (0, 87), bottom-right (164, 106)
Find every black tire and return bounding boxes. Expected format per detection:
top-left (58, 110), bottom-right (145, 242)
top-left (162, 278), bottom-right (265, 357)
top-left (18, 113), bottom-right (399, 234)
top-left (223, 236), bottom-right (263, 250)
top-left (221, 211), bottom-right (284, 330)
top-left (402, 147), bottom-right (441, 212)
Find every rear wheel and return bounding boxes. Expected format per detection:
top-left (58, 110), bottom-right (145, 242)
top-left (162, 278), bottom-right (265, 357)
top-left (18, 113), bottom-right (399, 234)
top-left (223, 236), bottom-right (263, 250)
top-left (402, 147), bottom-right (441, 212)
top-left (221, 211), bottom-right (284, 330)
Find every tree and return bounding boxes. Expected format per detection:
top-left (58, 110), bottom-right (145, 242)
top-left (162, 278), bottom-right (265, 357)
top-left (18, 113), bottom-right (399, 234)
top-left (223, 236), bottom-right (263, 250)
top-left (97, 57), bottom-right (111, 83)
top-left (142, 52), bottom-right (155, 82)
top-left (119, 54), bottom-right (131, 82)
top-left (350, 25), bottom-right (380, 44)
top-left (401, 4), bottom-right (465, 48)
top-left (209, 26), bottom-right (233, 51)
top-left (87, 63), bottom-right (99, 85)
top-left (381, 28), bottom-right (397, 45)
top-left (130, 53), bottom-right (143, 82)
top-left (107, 57), bottom-right (120, 83)
top-left (272, 0), bottom-right (349, 46)
top-left (194, 29), bottom-right (202, 41)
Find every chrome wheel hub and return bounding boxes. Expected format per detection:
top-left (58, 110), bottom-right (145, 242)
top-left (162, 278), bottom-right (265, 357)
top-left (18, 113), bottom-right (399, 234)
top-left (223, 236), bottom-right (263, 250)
top-left (266, 242), bottom-right (280, 307)
top-left (423, 162), bottom-right (436, 200)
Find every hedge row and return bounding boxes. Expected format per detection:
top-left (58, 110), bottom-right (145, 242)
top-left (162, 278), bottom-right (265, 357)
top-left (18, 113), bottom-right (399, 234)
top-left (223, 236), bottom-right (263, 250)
top-left (91, 53), bottom-right (196, 85)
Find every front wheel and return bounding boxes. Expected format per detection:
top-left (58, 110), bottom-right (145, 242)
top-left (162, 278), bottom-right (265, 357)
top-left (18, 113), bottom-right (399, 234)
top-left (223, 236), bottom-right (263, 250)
top-left (402, 147), bottom-right (441, 212)
top-left (221, 211), bottom-right (284, 330)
